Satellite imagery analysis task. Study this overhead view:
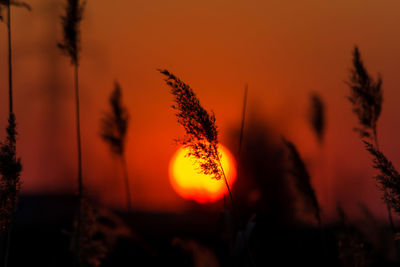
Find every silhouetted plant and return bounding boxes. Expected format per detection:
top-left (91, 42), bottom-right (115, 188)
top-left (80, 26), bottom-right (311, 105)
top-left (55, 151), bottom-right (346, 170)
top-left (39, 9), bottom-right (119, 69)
top-left (158, 69), bottom-right (233, 204)
top-left (346, 46), bottom-right (397, 235)
top-left (309, 93), bottom-right (325, 143)
top-left (100, 82), bottom-right (132, 210)
top-left (0, 2), bottom-right (29, 229)
top-left (71, 199), bottom-right (107, 267)
top-left (0, 0), bottom-right (31, 114)
top-left (0, 114), bottom-right (21, 232)
top-left (0, 2), bottom-right (29, 266)
top-left (283, 139), bottom-right (321, 226)
top-left (0, 0), bottom-right (31, 19)
top-left (58, 0), bottom-right (85, 66)
top-left (232, 84), bottom-right (247, 211)
top-left (364, 141), bottom-right (400, 216)
top-left (238, 84), bottom-right (248, 156)
top-left (347, 46), bottom-right (382, 145)
top-left (58, 0), bottom-right (86, 265)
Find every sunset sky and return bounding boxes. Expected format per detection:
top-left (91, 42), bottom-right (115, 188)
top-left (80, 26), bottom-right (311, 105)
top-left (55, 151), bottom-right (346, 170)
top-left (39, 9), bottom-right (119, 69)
top-left (0, 0), bottom-right (400, 220)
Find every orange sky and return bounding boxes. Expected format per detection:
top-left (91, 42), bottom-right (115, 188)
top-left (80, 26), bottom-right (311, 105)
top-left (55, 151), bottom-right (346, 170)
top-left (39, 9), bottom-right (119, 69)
top-left (0, 0), bottom-right (400, 220)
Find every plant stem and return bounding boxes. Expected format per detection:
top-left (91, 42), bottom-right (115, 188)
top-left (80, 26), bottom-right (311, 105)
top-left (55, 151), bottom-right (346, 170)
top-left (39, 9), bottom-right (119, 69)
top-left (4, 4), bottom-right (13, 267)
top-left (218, 157), bottom-right (233, 208)
top-left (374, 129), bottom-right (396, 233)
top-left (217, 152), bottom-right (232, 198)
top-left (7, 2), bottom-right (13, 115)
top-left (74, 65), bottom-right (83, 202)
top-left (3, 222), bottom-right (12, 267)
top-left (373, 128), bottom-right (399, 259)
top-left (73, 64), bottom-right (83, 267)
top-left (373, 127), bottom-right (379, 151)
top-left (121, 154), bottom-right (132, 211)
top-left (231, 85), bottom-right (247, 210)
top-left (218, 148), bottom-right (256, 266)
top-left (238, 85), bottom-right (248, 156)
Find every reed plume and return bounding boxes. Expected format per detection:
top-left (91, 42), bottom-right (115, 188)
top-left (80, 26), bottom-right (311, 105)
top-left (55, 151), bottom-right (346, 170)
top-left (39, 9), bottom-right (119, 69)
top-left (58, 0), bottom-right (86, 265)
top-left (347, 46), bottom-right (382, 145)
top-left (346, 46), bottom-right (397, 234)
top-left (309, 93), bottom-right (325, 143)
top-left (283, 139), bottom-right (321, 226)
top-left (364, 141), bottom-right (400, 216)
top-left (158, 69), bottom-right (233, 203)
top-left (100, 82), bottom-right (132, 210)
top-left (0, 114), bottom-right (22, 232)
top-left (0, 0), bottom-right (31, 21)
top-left (58, 0), bottom-right (85, 65)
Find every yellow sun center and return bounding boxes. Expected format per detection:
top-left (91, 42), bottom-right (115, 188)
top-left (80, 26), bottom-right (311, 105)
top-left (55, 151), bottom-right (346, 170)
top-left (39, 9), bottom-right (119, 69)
top-left (169, 145), bottom-right (236, 203)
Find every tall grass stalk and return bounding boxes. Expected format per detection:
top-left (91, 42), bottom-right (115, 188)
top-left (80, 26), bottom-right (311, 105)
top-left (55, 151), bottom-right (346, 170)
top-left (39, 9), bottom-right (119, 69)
top-left (7, 3), bottom-right (12, 114)
top-left (158, 69), bottom-right (259, 265)
top-left (283, 139), bottom-right (327, 265)
top-left (346, 46), bottom-right (396, 233)
top-left (225, 84), bottom-right (248, 209)
top-left (0, 2), bottom-right (30, 266)
top-left (100, 82), bottom-right (132, 210)
top-left (283, 139), bottom-right (321, 227)
top-left (58, 0), bottom-right (85, 265)
top-left (238, 84), bottom-right (248, 156)
top-left (235, 85), bottom-right (256, 266)
top-left (158, 69), bottom-right (234, 205)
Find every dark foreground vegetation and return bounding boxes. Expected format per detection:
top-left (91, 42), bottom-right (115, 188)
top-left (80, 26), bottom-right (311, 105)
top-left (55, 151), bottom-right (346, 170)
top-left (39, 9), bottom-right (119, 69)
top-left (2, 195), bottom-right (397, 267)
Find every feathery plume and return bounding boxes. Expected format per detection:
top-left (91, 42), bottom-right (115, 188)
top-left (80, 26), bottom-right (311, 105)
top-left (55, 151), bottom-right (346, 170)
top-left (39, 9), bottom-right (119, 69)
top-left (283, 139), bottom-right (321, 225)
top-left (364, 141), bottom-right (400, 215)
top-left (158, 69), bottom-right (222, 180)
top-left (100, 82), bottom-right (132, 210)
top-left (159, 69), bottom-right (235, 206)
top-left (100, 82), bottom-right (129, 156)
top-left (58, 0), bottom-right (85, 65)
top-left (0, 0), bottom-right (31, 21)
top-left (0, 113), bottom-right (22, 232)
top-left (58, 0), bottom-right (87, 264)
top-left (347, 46), bottom-right (382, 142)
top-left (309, 93), bottom-right (325, 143)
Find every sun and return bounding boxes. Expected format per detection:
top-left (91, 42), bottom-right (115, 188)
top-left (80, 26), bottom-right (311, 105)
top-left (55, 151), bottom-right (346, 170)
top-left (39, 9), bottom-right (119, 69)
top-left (169, 145), bottom-right (236, 203)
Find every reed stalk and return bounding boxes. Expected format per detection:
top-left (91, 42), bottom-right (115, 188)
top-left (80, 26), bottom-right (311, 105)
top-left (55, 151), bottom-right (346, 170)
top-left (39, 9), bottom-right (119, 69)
top-left (0, 2), bottom-right (30, 266)
top-left (58, 0), bottom-right (86, 265)
top-left (100, 82), bottom-right (132, 210)
top-left (346, 46), bottom-right (396, 233)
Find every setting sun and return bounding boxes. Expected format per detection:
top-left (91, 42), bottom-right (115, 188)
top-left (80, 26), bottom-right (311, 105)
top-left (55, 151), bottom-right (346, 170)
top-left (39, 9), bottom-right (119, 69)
top-left (169, 145), bottom-right (236, 203)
